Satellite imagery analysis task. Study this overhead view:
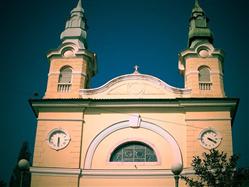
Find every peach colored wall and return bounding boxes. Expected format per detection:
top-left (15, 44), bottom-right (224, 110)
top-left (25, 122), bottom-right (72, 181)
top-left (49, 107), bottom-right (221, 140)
top-left (32, 111), bottom-right (84, 168)
top-left (31, 175), bottom-right (78, 187)
top-left (185, 111), bottom-right (232, 166)
top-left (81, 108), bottom-right (186, 169)
top-left (44, 57), bottom-right (88, 98)
top-left (79, 177), bottom-right (185, 187)
top-left (92, 128), bottom-right (172, 169)
top-left (184, 57), bottom-right (225, 97)
top-left (31, 107), bottom-right (233, 187)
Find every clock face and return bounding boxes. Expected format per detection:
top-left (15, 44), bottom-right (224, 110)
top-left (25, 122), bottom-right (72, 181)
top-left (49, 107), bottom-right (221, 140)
top-left (47, 129), bottom-right (71, 150)
top-left (199, 128), bottom-right (222, 149)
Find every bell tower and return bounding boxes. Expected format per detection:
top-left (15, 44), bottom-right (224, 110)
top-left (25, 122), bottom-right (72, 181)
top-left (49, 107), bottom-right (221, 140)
top-left (44, 0), bottom-right (97, 99)
top-left (178, 0), bottom-right (225, 97)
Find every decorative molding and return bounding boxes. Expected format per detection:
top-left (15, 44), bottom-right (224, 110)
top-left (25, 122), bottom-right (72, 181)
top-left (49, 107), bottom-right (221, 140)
top-left (30, 167), bottom-right (81, 176)
top-left (84, 120), bottom-right (183, 169)
top-left (30, 98), bottom-right (238, 120)
top-left (185, 117), bottom-right (231, 121)
top-left (185, 71), bottom-right (199, 76)
top-left (210, 71), bottom-right (223, 76)
top-left (38, 118), bottom-right (84, 122)
top-left (80, 73), bottom-right (191, 98)
top-left (48, 72), bottom-right (86, 77)
top-left (129, 114), bottom-right (141, 128)
top-left (30, 167), bottom-right (195, 177)
top-left (185, 71), bottom-right (223, 77)
top-left (81, 168), bottom-right (194, 177)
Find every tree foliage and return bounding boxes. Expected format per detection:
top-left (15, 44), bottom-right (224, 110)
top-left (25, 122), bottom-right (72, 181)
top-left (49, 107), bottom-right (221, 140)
top-left (0, 180), bottom-right (7, 187)
top-left (9, 141), bottom-right (31, 187)
top-left (181, 149), bottom-right (249, 187)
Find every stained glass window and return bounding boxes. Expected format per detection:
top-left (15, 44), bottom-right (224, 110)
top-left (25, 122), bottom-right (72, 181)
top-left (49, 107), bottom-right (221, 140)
top-left (110, 142), bottom-right (157, 162)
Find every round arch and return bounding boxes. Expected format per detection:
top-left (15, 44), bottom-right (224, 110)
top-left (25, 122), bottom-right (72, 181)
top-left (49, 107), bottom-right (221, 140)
top-left (84, 120), bottom-right (183, 169)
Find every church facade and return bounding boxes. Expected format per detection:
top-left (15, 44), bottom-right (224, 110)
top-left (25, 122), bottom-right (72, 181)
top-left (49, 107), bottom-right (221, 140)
top-left (29, 0), bottom-right (238, 186)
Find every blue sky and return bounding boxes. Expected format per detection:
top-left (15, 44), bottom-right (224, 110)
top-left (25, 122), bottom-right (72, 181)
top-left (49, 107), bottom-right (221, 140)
top-left (1, 0), bottom-right (248, 182)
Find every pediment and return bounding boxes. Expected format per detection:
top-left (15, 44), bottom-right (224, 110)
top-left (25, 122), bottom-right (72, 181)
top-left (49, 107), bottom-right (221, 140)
top-left (80, 73), bottom-right (191, 99)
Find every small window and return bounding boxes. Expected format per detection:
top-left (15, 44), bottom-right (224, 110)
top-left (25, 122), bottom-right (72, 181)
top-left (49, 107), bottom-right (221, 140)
top-left (58, 66), bottom-right (72, 83)
top-left (198, 66), bottom-right (212, 90)
top-left (198, 66), bottom-right (210, 82)
top-left (110, 141), bottom-right (157, 162)
top-left (57, 66), bottom-right (72, 92)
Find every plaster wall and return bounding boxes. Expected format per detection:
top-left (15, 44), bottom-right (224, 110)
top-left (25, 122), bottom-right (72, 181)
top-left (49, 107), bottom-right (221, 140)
top-left (45, 58), bottom-right (88, 98)
top-left (79, 177), bottom-right (186, 187)
top-left (81, 108), bottom-right (186, 169)
top-left (31, 175), bottom-right (78, 187)
top-left (185, 57), bottom-right (225, 97)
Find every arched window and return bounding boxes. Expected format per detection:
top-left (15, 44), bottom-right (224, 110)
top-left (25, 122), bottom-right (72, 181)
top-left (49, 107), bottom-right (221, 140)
top-left (198, 66), bottom-right (210, 82)
top-left (59, 66), bottom-right (72, 83)
top-left (110, 141), bottom-right (157, 162)
top-left (198, 66), bottom-right (211, 90)
top-left (57, 66), bottom-right (72, 92)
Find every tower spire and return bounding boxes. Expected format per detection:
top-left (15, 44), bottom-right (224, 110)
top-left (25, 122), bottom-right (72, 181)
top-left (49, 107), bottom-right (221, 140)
top-left (188, 0), bottom-right (213, 47)
top-left (60, 0), bottom-right (88, 49)
top-left (77, 0), bottom-right (82, 9)
top-left (71, 0), bottom-right (84, 14)
top-left (194, 0), bottom-right (200, 8)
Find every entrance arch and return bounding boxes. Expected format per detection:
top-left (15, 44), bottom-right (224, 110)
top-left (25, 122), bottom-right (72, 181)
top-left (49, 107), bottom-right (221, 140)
top-left (84, 120), bottom-right (183, 170)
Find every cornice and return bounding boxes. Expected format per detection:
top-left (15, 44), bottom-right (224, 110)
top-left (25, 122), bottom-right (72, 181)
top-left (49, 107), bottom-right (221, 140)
top-left (30, 167), bottom-right (81, 176)
top-left (30, 167), bottom-right (195, 177)
top-left (82, 169), bottom-right (194, 177)
top-left (29, 98), bottom-right (239, 121)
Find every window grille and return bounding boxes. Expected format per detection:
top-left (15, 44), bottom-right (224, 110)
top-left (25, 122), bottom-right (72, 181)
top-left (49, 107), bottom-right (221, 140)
top-left (57, 66), bottom-right (72, 92)
top-left (198, 66), bottom-right (212, 90)
top-left (110, 142), bottom-right (157, 162)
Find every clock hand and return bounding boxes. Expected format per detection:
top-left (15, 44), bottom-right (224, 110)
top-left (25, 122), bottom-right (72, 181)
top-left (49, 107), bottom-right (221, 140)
top-left (207, 137), bottom-right (217, 144)
top-left (57, 137), bottom-right (60, 147)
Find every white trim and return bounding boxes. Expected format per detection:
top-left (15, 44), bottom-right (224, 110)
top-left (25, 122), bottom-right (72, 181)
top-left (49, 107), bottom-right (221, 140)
top-left (31, 100), bottom-right (237, 109)
top-left (81, 168), bottom-right (194, 177)
top-left (210, 71), bottom-right (223, 76)
top-left (38, 118), bottom-right (84, 122)
top-left (186, 71), bottom-right (223, 77)
top-left (48, 72), bottom-right (86, 77)
top-left (30, 167), bottom-right (81, 176)
top-left (185, 71), bottom-right (199, 76)
top-left (30, 167), bottom-right (195, 177)
top-left (80, 73), bottom-right (191, 96)
top-left (185, 117), bottom-right (231, 121)
top-left (84, 120), bottom-right (183, 170)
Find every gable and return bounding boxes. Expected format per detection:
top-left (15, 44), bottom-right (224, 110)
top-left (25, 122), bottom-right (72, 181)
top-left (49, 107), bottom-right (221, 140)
top-left (80, 73), bottom-right (191, 99)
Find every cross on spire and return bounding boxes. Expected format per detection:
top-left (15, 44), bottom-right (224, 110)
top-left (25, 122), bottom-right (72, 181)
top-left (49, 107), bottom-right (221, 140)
top-left (133, 65), bottom-right (140, 74)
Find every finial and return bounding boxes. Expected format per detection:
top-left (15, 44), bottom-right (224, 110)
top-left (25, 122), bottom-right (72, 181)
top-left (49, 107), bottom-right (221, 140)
top-left (188, 0), bottom-right (213, 47)
top-left (71, 0), bottom-right (84, 14)
top-left (195, 0), bottom-right (200, 7)
top-left (192, 0), bottom-right (203, 12)
top-left (60, 0), bottom-right (87, 49)
top-left (133, 65), bottom-right (140, 74)
top-left (77, 0), bottom-right (82, 9)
